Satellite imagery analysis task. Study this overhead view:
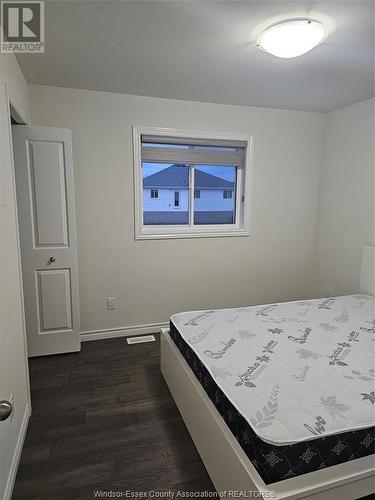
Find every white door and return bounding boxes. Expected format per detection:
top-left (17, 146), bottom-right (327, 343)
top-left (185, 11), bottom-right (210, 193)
top-left (0, 84), bottom-right (30, 499)
top-left (12, 125), bottom-right (80, 357)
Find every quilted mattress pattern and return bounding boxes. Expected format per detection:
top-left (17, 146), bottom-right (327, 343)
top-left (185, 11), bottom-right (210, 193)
top-left (171, 295), bottom-right (375, 446)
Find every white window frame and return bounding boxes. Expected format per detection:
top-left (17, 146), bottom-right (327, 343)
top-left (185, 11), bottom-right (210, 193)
top-left (132, 126), bottom-right (253, 240)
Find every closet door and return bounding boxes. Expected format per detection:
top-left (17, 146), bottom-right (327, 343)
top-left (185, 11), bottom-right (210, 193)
top-left (13, 125), bottom-right (80, 357)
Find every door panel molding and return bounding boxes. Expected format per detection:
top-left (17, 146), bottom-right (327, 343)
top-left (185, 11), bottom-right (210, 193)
top-left (36, 269), bottom-right (73, 333)
top-left (28, 140), bottom-right (69, 248)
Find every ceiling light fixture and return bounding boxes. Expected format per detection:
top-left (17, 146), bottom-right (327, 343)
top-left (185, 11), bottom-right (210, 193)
top-left (257, 18), bottom-right (327, 58)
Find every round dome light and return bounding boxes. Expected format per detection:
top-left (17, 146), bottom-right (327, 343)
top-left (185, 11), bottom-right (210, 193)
top-left (257, 18), bottom-right (327, 58)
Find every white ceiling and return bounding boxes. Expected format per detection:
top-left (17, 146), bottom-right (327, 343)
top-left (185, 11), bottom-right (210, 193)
top-left (16, 1), bottom-right (375, 112)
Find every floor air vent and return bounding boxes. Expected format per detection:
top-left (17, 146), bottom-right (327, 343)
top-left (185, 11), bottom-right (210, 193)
top-left (127, 335), bottom-right (156, 344)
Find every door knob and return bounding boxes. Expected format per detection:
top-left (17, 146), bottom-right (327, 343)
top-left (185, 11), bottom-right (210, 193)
top-left (0, 400), bottom-right (12, 421)
top-left (49, 256), bottom-right (56, 263)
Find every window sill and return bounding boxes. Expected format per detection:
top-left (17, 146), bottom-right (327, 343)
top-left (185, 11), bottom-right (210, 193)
top-left (135, 228), bottom-right (250, 240)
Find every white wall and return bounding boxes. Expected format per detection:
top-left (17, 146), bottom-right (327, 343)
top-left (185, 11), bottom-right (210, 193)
top-left (315, 98), bottom-right (375, 296)
top-left (0, 50), bottom-right (30, 499)
top-left (29, 84), bottom-right (325, 333)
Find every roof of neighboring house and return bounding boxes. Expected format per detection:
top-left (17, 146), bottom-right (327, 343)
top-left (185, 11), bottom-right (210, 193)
top-left (143, 164), bottom-right (234, 189)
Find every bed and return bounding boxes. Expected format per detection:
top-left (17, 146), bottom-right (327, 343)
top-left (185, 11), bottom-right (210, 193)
top-left (161, 246), bottom-right (375, 499)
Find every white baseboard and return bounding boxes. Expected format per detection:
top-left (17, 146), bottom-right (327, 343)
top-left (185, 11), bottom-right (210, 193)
top-left (3, 403), bottom-right (30, 500)
top-left (80, 321), bottom-right (169, 342)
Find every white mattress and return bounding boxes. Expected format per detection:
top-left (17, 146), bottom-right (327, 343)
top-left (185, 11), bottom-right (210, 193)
top-left (171, 294), bottom-right (375, 446)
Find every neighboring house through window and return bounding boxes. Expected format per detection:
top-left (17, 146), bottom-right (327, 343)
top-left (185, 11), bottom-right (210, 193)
top-left (174, 191), bottom-right (180, 207)
top-left (133, 127), bottom-right (252, 239)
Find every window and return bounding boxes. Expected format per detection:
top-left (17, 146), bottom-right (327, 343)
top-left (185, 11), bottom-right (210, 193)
top-left (133, 127), bottom-right (252, 239)
top-left (174, 191), bottom-right (180, 207)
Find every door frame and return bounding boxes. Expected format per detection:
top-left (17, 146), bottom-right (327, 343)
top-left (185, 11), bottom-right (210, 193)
top-left (8, 94), bottom-right (30, 404)
top-left (1, 83), bottom-right (31, 499)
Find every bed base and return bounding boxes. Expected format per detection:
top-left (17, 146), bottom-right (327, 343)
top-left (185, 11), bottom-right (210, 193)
top-left (161, 328), bottom-right (374, 500)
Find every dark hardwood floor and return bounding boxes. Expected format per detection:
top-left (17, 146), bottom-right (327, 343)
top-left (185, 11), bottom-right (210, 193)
top-left (12, 334), bottom-right (215, 499)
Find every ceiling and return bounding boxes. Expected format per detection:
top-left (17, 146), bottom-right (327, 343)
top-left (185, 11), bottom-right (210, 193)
top-left (16, 1), bottom-right (375, 112)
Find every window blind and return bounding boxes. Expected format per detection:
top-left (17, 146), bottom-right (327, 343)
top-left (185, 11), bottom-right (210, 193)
top-left (141, 135), bottom-right (247, 166)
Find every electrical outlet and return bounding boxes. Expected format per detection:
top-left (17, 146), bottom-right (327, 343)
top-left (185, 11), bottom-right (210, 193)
top-left (106, 297), bottom-right (117, 310)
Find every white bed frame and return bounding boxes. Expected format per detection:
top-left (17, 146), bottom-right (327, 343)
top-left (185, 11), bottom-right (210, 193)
top-left (161, 246), bottom-right (375, 499)
top-left (360, 245), bottom-right (375, 296)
